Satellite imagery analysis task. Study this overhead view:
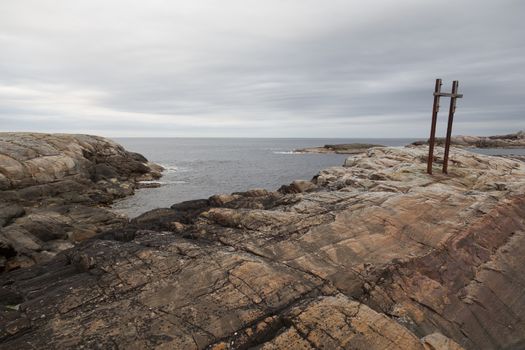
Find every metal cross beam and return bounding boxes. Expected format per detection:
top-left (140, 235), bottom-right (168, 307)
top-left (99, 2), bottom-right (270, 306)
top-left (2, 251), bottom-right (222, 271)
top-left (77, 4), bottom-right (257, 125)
top-left (433, 92), bottom-right (464, 98)
top-left (427, 79), bottom-right (463, 175)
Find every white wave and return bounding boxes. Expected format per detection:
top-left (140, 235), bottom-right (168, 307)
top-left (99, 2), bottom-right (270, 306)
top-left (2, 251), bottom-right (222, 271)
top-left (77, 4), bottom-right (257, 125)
top-left (272, 151), bottom-right (297, 155)
top-left (164, 180), bottom-right (188, 184)
top-left (139, 180), bottom-right (188, 185)
top-left (158, 164), bottom-right (178, 173)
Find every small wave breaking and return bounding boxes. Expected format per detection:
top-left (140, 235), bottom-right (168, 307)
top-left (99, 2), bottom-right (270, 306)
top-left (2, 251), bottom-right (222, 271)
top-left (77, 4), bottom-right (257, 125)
top-left (139, 180), bottom-right (188, 185)
top-left (272, 151), bottom-right (298, 155)
top-left (159, 164), bottom-right (178, 173)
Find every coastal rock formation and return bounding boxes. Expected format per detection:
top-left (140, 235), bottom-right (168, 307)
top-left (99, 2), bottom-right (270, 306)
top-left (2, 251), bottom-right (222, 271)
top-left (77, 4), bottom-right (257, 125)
top-left (1, 146), bottom-right (525, 349)
top-left (413, 130), bottom-right (525, 148)
top-left (294, 143), bottom-right (385, 154)
top-left (0, 133), bottom-right (161, 272)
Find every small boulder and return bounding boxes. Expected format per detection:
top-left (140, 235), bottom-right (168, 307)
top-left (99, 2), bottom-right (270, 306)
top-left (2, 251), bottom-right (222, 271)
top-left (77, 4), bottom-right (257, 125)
top-left (209, 194), bottom-right (239, 206)
top-left (279, 180), bottom-right (317, 194)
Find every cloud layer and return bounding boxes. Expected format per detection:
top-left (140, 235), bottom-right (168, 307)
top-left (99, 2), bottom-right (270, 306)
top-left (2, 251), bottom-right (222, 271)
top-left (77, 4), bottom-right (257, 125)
top-left (1, 0), bottom-right (523, 137)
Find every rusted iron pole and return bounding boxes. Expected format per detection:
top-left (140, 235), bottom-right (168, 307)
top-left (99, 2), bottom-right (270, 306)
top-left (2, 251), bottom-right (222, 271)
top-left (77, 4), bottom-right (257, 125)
top-left (442, 80), bottom-right (459, 174)
top-left (427, 78), bottom-right (442, 175)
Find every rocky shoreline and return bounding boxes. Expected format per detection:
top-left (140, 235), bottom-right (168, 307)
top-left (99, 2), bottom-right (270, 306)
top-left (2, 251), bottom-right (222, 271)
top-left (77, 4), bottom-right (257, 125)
top-left (0, 133), bottom-right (162, 272)
top-left (1, 138), bottom-right (525, 349)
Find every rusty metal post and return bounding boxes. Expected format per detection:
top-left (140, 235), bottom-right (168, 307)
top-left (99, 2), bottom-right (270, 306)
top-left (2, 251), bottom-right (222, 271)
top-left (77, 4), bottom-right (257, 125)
top-left (442, 80), bottom-right (459, 174)
top-left (427, 78), bottom-right (442, 174)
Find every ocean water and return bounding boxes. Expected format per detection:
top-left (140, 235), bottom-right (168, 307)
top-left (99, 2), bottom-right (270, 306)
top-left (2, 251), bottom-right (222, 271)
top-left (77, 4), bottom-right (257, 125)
top-left (111, 138), bottom-right (525, 217)
top-left (110, 138), bottom-right (412, 217)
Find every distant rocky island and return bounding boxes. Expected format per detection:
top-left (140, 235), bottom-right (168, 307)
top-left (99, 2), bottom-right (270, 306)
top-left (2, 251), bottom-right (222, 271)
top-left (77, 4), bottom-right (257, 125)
top-left (294, 143), bottom-right (385, 154)
top-left (412, 130), bottom-right (525, 148)
top-left (1, 133), bottom-right (525, 349)
top-left (293, 131), bottom-right (525, 156)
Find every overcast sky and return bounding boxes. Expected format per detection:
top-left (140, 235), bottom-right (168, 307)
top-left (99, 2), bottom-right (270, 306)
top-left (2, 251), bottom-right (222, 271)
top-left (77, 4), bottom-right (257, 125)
top-left (0, 0), bottom-right (523, 137)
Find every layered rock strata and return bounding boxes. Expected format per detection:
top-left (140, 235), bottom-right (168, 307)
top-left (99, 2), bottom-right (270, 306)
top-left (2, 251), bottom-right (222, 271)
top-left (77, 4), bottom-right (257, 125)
top-left (0, 133), bottom-right (161, 272)
top-left (1, 146), bottom-right (525, 349)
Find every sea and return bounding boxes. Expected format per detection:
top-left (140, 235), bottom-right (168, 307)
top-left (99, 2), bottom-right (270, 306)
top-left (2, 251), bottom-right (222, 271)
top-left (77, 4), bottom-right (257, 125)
top-left (111, 138), bottom-right (525, 217)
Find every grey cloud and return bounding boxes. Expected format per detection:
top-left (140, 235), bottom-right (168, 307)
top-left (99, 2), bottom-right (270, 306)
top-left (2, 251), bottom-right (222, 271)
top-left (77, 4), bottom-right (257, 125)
top-left (0, 0), bottom-right (523, 137)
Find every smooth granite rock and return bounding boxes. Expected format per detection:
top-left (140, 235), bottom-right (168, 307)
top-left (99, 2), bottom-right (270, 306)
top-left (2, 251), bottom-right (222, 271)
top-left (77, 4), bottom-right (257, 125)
top-left (0, 146), bottom-right (524, 349)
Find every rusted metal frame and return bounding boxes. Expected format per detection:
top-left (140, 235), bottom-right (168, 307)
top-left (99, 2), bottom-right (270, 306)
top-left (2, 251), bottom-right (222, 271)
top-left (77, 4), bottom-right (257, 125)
top-left (433, 92), bottom-right (463, 98)
top-left (442, 80), bottom-right (459, 174)
top-left (427, 78), bottom-right (442, 175)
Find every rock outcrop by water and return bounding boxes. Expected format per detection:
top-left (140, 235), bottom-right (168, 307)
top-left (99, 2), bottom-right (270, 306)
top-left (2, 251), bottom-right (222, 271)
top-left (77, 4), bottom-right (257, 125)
top-left (294, 143), bottom-right (385, 154)
top-left (413, 130), bottom-right (525, 148)
top-left (0, 133), bottom-right (161, 272)
top-left (1, 144), bottom-right (524, 349)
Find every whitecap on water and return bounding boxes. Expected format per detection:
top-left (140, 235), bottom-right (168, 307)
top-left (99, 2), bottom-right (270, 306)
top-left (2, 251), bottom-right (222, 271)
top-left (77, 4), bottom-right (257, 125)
top-left (159, 164), bottom-right (178, 173)
top-left (272, 151), bottom-right (297, 155)
top-left (139, 180), bottom-right (188, 185)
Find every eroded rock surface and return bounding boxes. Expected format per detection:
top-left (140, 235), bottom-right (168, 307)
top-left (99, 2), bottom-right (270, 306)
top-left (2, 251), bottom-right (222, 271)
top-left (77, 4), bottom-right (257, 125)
top-left (0, 133), bottom-right (161, 271)
top-left (1, 146), bottom-right (525, 349)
